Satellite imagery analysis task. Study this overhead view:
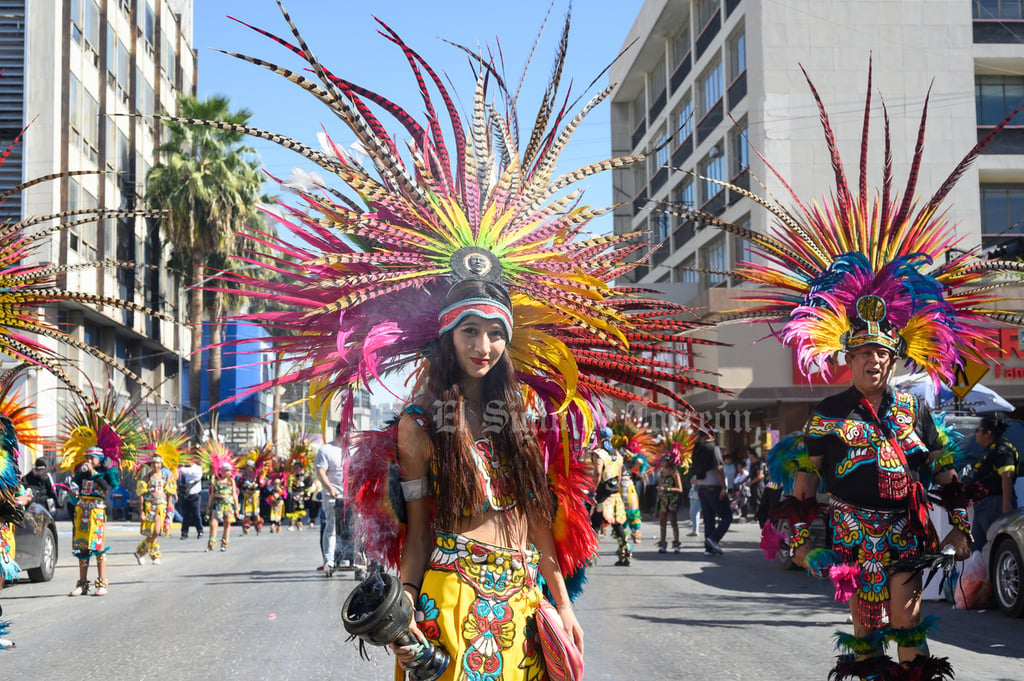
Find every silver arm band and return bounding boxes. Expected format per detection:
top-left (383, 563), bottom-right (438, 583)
top-left (400, 476), bottom-right (432, 502)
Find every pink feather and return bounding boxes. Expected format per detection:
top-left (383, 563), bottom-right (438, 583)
top-left (759, 522), bottom-right (787, 561)
top-left (829, 563), bottom-right (862, 603)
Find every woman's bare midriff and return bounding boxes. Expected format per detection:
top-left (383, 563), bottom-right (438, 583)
top-left (449, 507), bottom-right (529, 550)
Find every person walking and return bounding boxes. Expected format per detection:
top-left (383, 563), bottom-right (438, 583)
top-left (178, 459), bottom-right (204, 539)
top-left (315, 423), bottom-right (352, 576)
top-left (133, 455), bottom-right (176, 565)
top-left (970, 413), bottom-right (1019, 552)
top-left (199, 441), bottom-right (238, 553)
top-left (745, 446), bottom-right (765, 525)
top-left (68, 447), bottom-right (118, 596)
top-left (692, 428), bottom-right (730, 556)
top-left (655, 454), bottom-right (683, 553)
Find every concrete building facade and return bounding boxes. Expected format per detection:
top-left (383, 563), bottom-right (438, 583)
top-left (0, 0), bottom-right (196, 438)
top-left (611, 0), bottom-right (1024, 446)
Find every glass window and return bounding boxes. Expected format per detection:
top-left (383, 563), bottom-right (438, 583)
top-left (974, 0), bottom-right (1024, 19)
top-left (698, 144), bottom-right (725, 204)
top-left (675, 96), bottom-right (694, 145)
top-left (71, 0), bottom-right (82, 43)
top-left (697, 0), bottom-right (719, 27)
top-left (706, 236), bottom-right (727, 285)
top-left (106, 24), bottom-right (116, 76)
top-left (656, 126), bottom-right (669, 167)
top-left (633, 163), bottom-right (646, 197)
top-left (976, 75), bottom-right (1024, 126)
top-left (654, 212), bottom-right (671, 242)
top-left (677, 179), bottom-right (695, 209)
top-left (651, 58), bottom-right (667, 99)
top-left (84, 0), bottom-right (100, 49)
top-left (672, 24), bottom-right (691, 67)
top-left (117, 39), bottom-right (131, 95)
top-left (699, 59), bottom-right (723, 116)
top-left (728, 31), bottom-right (746, 81)
top-left (83, 88), bottom-right (100, 162)
top-left (980, 184), bottom-right (1024, 238)
top-left (162, 32), bottom-right (177, 76)
top-left (116, 128), bottom-right (130, 174)
top-left (632, 94), bottom-right (645, 131)
top-left (677, 256), bottom-right (698, 284)
top-left (106, 117), bottom-right (116, 169)
top-left (145, 2), bottom-right (156, 46)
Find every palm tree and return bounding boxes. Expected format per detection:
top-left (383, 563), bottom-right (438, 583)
top-left (145, 94), bottom-right (262, 438)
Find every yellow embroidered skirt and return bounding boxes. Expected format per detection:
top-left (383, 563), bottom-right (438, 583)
top-left (396, 532), bottom-right (547, 681)
top-left (139, 499), bottom-right (168, 536)
top-left (72, 497), bottom-right (108, 559)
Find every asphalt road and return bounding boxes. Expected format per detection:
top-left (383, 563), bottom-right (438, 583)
top-left (1, 518), bottom-right (1022, 680)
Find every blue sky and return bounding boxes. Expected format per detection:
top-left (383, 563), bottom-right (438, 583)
top-left (193, 0), bottom-right (644, 229)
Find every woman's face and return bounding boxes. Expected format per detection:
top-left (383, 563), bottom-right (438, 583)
top-left (452, 314), bottom-right (508, 381)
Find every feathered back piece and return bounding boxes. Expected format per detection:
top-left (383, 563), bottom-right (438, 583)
top-left (59, 393), bottom-right (145, 472)
top-left (0, 368), bottom-right (47, 522)
top-left (0, 367), bottom-right (47, 456)
top-left (198, 439), bottom-right (236, 478)
top-left (288, 429), bottom-right (317, 474)
top-left (192, 1), bottom-right (727, 435)
top-left (678, 59), bottom-right (1024, 386)
top-left (135, 424), bottom-right (191, 476)
top-left (237, 443), bottom-right (273, 473)
top-left (657, 425), bottom-right (696, 472)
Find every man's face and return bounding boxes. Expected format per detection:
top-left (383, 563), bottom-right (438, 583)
top-left (848, 345), bottom-right (894, 394)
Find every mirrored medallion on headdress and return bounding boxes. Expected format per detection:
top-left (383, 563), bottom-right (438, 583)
top-left (450, 246), bottom-right (503, 283)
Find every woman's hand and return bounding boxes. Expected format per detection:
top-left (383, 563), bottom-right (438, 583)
top-left (556, 603), bottom-right (584, 655)
top-left (940, 527), bottom-right (971, 561)
top-left (389, 591), bottom-right (428, 668)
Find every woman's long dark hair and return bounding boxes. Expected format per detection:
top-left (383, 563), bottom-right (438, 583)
top-left (420, 280), bottom-right (553, 530)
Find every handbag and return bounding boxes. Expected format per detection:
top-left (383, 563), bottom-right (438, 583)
top-left (535, 598), bottom-right (584, 681)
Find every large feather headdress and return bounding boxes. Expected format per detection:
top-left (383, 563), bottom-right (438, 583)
top-left (183, 1), bottom-right (726, 439)
top-left (135, 424), bottom-right (191, 476)
top-left (198, 439), bottom-right (237, 478)
top-left (671, 60), bottom-right (1024, 386)
top-left (59, 394), bottom-right (146, 472)
top-left (0, 368), bottom-right (44, 524)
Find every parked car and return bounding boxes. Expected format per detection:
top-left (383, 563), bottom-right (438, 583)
top-left (985, 507), bottom-right (1024, 618)
top-left (12, 500), bottom-right (58, 582)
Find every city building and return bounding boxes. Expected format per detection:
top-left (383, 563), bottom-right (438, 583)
top-left (1, 0), bottom-right (196, 438)
top-left (611, 0), bottom-right (1024, 446)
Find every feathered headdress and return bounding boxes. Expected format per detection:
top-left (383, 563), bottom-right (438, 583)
top-left (198, 439), bottom-right (237, 478)
top-left (59, 393), bottom-right (146, 472)
top-left (237, 443), bottom-right (273, 473)
top-left (183, 1), bottom-right (726, 437)
top-left (657, 425), bottom-right (696, 472)
top-left (135, 424), bottom-right (191, 476)
top-left (0, 368), bottom-right (47, 525)
top-left (608, 415), bottom-right (657, 459)
top-left (671, 59), bottom-right (1024, 386)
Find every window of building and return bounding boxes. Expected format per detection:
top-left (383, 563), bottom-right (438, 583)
top-left (632, 94), bottom-right (645, 132)
top-left (980, 184), bottom-right (1024, 241)
top-left (976, 75), bottom-right (1024, 126)
top-left (105, 117), bottom-right (116, 169)
top-left (677, 178), bottom-right (695, 209)
top-left (162, 32), bottom-right (177, 77)
top-left (653, 211), bottom-right (671, 243)
top-left (698, 144), bottom-right (725, 204)
top-left (727, 30), bottom-right (746, 82)
top-left (730, 118), bottom-right (749, 177)
top-left (732, 214), bottom-right (751, 280)
top-left (675, 96), bottom-right (694, 145)
top-left (116, 128), bottom-right (130, 175)
top-left (676, 256), bottom-right (698, 284)
top-left (70, 0), bottom-right (100, 55)
top-left (116, 39), bottom-right (131, 101)
top-left (974, 0), bottom-right (1024, 19)
top-left (67, 180), bottom-right (98, 259)
top-left (705, 235), bottom-right (727, 286)
top-left (651, 57), bottom-right (667, 101)
top-left (656, 125), bottom-right (669, 168)
top-left (69, 75), bottom-right (81, 149)
top-left (83, 324), bottom-right (105, 383)
top-left (633, 162), bottom-right (646, 197)
top-left (69, 75), bottom-right (99, 163)
top-left (143, 1), bottom-right (157, 48)
top-left (697, 0), bottom-right (719, 28)
top-left (672, 24), bottom-right (691, 68)
top-left (698, 58), bottom-right (723, 116)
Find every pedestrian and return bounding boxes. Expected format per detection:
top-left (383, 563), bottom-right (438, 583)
top-left (389, 279), bottom-right (584, 677)
top-left (686, 477), bottom-right (701, 535)
top-left (655, 454), bottom-right (683, 553)
top-left (315, 422), bottom-right (354, 577)
top-left (20, 457), bottom-right (57, 515)
top-left (970, 413), bottom-right (1019, 553)
top-left (733, 458), bottom-right (749, 519)
top-left (133, 454), bottom-right (176, 565)
top-left (177, 458), bottom-right (204, 539)
top-left (745, 446), bottom-right (765, 525)
top-left (67, 447), bottom-right (118, 596)
top-left (200, 441), bottom-right (238, 552)
top-left (692, 428), bottom-right (730, 555)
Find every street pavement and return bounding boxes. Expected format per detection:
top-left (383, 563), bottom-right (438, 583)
top-left (0, 517), bottom-right (1021, 680)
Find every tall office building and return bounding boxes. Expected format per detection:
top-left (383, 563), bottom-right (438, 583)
top-left (611, 0), bottom-right (1024, 440)
top-left (0, 0), bottom-right (196, 438)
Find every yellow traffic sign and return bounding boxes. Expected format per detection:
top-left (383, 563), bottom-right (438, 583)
top-left (949, 357), bottom-right (990, 400)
